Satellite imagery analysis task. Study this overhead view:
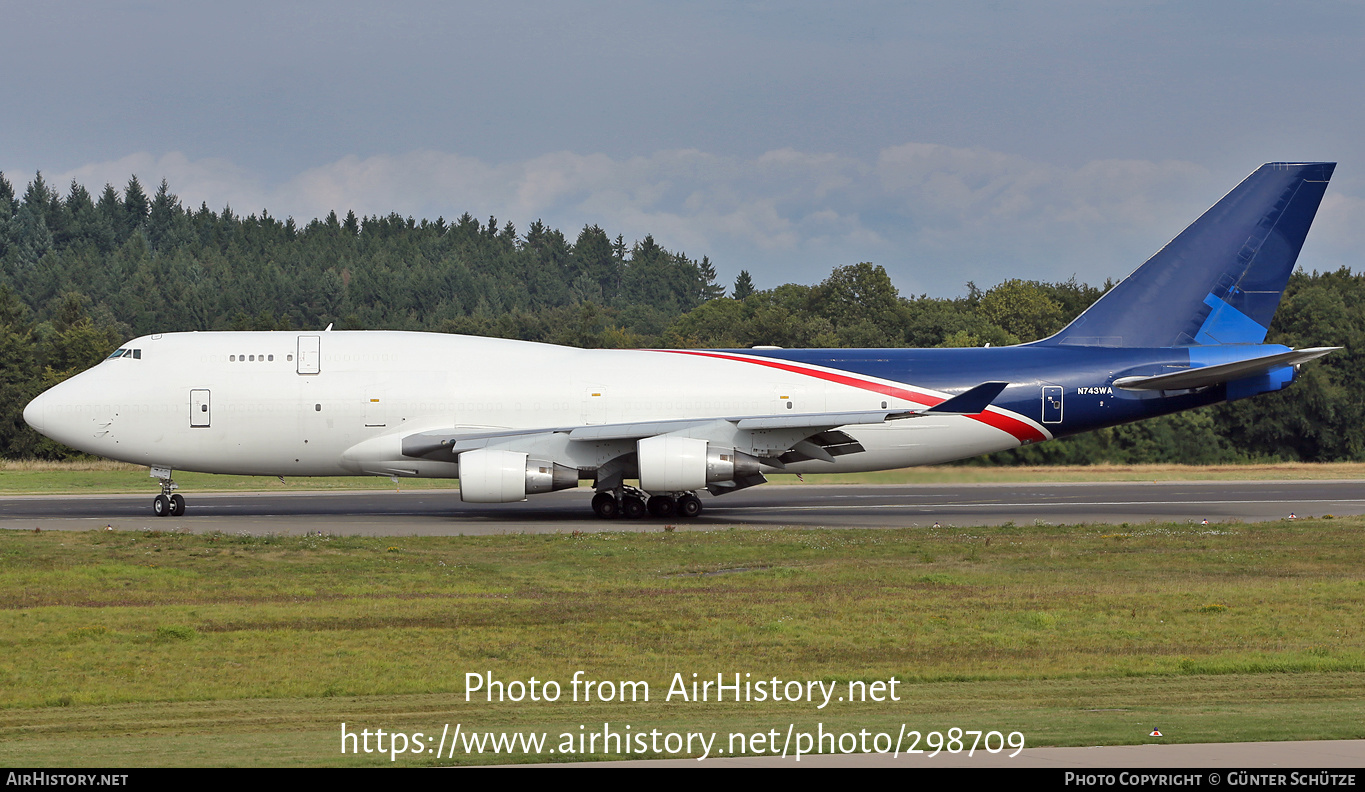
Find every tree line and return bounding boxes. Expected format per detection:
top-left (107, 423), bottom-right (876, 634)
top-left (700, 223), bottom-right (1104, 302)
top-left (2, 172), bottom-right (1361, 464)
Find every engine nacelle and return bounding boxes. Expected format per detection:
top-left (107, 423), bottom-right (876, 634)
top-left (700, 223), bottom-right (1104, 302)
top-left (637, 436), bottom-right (761, 492)
top-left (458, 449), bottom-right (578, 502)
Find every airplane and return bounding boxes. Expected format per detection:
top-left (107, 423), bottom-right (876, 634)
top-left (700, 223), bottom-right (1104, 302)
top-left (22, 162), bottom-right (1339, 520)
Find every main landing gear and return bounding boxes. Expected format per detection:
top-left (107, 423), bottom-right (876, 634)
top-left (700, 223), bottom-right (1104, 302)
top-left (151, 470), bottom-right (186, 517)
top-left (591, 485), bottom-right (703, 520)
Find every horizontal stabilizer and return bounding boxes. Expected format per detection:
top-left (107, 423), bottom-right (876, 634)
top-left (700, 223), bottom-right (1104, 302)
top-left (1113, 347), bottom-right (1338, 391)
top-left (922, 381), bottom-right (1009, 414)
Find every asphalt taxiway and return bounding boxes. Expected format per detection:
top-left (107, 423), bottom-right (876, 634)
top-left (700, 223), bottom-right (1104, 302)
top-left (2, 479), bottom-right (1362, 535)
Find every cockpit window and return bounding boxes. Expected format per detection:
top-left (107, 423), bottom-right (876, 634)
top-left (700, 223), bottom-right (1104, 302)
top-left (106, 349), bottom-right (128, 359)
top-left (104, 348), bottom-right (141, 360)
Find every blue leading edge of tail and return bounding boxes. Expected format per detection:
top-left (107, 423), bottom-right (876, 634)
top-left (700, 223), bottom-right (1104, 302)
top-left (1033, 162), bottom-right (1335, 349)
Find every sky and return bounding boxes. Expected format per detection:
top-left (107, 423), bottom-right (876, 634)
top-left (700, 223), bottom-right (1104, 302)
top-left (2, 1), bottom-right (1363, 297)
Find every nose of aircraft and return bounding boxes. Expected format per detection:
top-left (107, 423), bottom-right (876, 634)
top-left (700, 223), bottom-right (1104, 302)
top-left (23, 367), bottom-right (123, 455)
top-left (23, 379), bottom-right (94, 449)
top-left (22, 389), bottom-right (51, 435)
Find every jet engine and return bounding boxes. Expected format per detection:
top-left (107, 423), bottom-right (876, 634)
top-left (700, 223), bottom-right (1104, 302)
top-left (458, 448), bottom-right (578, 502)
top-left (636, 436), bottom-right (761, 492)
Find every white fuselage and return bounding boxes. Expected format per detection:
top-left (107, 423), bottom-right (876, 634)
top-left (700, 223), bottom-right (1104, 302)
top-left (23, 331), bottom-right (1043, 480)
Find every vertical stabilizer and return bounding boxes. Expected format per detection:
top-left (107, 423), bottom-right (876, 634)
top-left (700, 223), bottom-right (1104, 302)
top-left (1036, 162), bottom-right (1334, 348)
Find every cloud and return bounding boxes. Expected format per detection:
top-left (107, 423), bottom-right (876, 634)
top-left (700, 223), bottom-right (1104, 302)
top-left (44, 145), bottom-right (1360, 295)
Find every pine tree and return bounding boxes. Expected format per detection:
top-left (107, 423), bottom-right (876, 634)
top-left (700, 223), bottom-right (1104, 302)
top-left (0, 173), bottom-right (14, 257)
top-left (733, 269), bottom-right (755, 299)
top-left (146, 179), bottom-right (183, 252)
top-left (64, 181), bottom-right (99, 248)
top-left (95, 183), bottom-right (122, 232)
top-left (123, 176), bottom-right (150, 237)
top-left (46, 182), bottom-right (72, 248)
top-left (0, 172), bottom-right (15, 219)
top-left (20, 172), bottom-right (52, 225)
top-left (571, 224), bottom-right (619, 301)
top-left (698, 256), bottom-right (725, 300)
top-left (13, 177), bottom-right (53, 264)
top-left (0, 285), bottom-right (42, 457)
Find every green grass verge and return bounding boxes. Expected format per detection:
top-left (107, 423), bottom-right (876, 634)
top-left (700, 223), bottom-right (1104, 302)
top-left (5, 460), bottom-right (1365, 495)
top-left (1, 518), bottom-right (1362, 765)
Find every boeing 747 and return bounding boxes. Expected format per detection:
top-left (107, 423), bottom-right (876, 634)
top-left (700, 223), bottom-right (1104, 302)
top-left (22, 162), bottom-right (1338, 519)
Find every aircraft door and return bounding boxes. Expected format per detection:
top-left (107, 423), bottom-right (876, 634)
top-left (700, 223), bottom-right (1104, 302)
top-left (1041, 386), bottom-right (1063, 424)
top-left (364, 389), bottom-right (387, 427)
top-left (297, 336), bottom-right (320, 374)
top-left (583, 387), bottom-right (607, 425)
top-left (190, 389), bottom-right (211, 427)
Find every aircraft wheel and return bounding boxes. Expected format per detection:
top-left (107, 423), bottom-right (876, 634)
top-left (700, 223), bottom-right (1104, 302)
top-left (591, 492), bottom-right (619, 519)
top-left (647, 495), bottom-right (675, 518)
top-left (676, 494), bottom-right (703, 518)
top-left (170, 494), bottom-right (186, 516)
top-left (153, 494), bottom-right (170, 517)
top-left (622, 496), bottom-right (647, 519)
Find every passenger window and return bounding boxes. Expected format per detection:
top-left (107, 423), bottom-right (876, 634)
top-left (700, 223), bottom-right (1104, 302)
top-left (268, 354), bottom-right (274, 361)
top-left (230, 355), bottom-right (236, 361)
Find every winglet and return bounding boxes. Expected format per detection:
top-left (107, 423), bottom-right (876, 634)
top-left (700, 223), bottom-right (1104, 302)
top-left (924, 381), bottom-right (1009, 414)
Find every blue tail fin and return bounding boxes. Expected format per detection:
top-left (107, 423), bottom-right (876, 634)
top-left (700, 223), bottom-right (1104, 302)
top-left (1036, 162), bottom-right (1334, 348)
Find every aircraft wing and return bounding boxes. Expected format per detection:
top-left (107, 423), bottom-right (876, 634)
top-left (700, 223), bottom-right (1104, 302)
top-left (402, 410), bottom-right (900, 462)
top-left (1112, 348), bottom-right (1338, 391)
top-left (401, 381), bottom-right (1011, 463)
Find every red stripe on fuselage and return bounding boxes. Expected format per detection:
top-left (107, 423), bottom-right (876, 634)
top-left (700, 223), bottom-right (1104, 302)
top-left (656, 349), bottom-right (1048, 444)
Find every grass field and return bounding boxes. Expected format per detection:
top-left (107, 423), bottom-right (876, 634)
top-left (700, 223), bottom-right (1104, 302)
top-left (4, 459), bottom-right (1365, 495)
top-left (0, 515), bottom-right (1361, 766)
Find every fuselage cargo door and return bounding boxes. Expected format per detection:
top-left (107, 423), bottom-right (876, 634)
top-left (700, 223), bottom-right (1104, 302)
top-left (364, 389), bottom-right (387, 427)
top-left (1042, 386), bottom-right (1063, 424)
top-left (297, 336), bottom-right (320, 375)
top-left (583, 387), bottom-right (607, 425)
top-left (190, 389), bottom-right (211, 427)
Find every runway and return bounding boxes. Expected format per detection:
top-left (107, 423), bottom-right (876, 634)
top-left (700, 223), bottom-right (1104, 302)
top-left (3, 479), bottom-right (1363, 535)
